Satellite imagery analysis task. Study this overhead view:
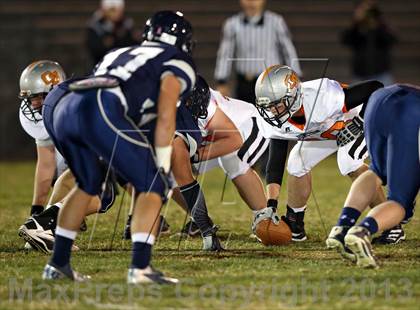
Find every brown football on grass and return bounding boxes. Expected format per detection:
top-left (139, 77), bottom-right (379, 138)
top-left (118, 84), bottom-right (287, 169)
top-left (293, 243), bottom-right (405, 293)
top-left (255, 218), bottom-right (292, 245)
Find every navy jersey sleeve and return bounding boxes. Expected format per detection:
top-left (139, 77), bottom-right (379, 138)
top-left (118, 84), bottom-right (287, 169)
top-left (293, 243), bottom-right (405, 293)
top-left (161, 52), bottom-right (196, 99)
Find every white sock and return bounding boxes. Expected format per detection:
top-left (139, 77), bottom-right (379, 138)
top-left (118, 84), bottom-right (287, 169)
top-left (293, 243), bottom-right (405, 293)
top-left (55, 226), bottom-right (77, 240)
top-left (292, 205), bottom-right (307, 213)
top-left (132, 232), bottom-right (155, 245)
top-left (54, 202), bottom-right (64, 209)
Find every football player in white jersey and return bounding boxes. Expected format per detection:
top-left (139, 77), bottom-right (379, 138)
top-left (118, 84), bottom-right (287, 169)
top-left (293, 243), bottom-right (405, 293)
top-left (171, 76), bottom-right (280, 249)
top-left (17, 60), bottom-right (117, 253)
top-left (254, 65), bottom-right (388, 241)
top-left (19, 60), bottom-right (68, 216)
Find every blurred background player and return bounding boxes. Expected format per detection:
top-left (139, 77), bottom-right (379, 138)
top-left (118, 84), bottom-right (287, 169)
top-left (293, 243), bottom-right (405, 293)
top-left (86, 0), bottom-right (141, 66)
top-left (41, 11), bottom-right (196, 284)
top-left (341, 0), bottom-right (397, 86)
top-left (214, 0), bottom-right (301, 100)
top-left (214, 0), bottom-right (301, 175)
top-left (326, 84), bottom-right (420, 268)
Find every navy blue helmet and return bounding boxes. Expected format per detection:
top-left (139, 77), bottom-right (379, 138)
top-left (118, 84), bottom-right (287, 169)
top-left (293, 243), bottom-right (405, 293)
top-left (186, 75), bottom-right (210, 120)
top-left (143, 11), bottom-right (194, 54)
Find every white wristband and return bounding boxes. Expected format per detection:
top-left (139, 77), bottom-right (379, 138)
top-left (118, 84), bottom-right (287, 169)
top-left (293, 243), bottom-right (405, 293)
top-left (155, 145), bottom-right (173, 174)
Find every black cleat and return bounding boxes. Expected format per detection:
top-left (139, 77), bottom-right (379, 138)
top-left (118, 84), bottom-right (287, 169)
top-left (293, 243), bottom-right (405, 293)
top-left (372, 224), bottom-right (406, 245)
top-left (284, 206), bottom-right (307, 241)
top-left (181, 220), bottom-right (201, 237)
top-left (326, 226), bottom-right (356, 262)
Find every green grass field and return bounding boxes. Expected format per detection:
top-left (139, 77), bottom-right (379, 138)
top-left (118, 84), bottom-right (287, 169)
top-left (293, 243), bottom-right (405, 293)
top-left (0, 158), bottom-right (419, 309)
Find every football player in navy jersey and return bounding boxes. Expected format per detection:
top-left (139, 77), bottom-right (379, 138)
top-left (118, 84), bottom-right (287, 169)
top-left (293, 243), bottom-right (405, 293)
top-left (41, 11), bottom-right (196, 284)
top-left (326, 84), bottom-right (420, 268)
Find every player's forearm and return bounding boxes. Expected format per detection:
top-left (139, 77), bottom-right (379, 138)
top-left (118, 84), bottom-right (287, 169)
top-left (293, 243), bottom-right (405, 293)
top-left (32, 160), bottom-right (55, 205)
top-left (198, 135), bottom-right (242, 161)
top-left (155, 75), bottom-right (181, 147)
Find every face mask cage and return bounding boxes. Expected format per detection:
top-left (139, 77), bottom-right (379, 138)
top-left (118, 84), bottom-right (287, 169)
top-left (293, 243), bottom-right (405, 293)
top-left (18, 93), bottom-right (47, 123)
top-left (255, 95), bottom-right (296, 128)
top-left (186, 93), bottom-right (209, 121)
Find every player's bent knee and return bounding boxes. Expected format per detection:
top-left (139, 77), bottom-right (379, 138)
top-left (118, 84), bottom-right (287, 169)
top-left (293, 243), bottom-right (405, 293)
top-left (388, 197), bottom-right (415, 223)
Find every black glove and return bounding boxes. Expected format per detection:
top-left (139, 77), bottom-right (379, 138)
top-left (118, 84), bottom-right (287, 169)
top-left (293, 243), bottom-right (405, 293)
top-left (336, 115), bottom-right (364, 147)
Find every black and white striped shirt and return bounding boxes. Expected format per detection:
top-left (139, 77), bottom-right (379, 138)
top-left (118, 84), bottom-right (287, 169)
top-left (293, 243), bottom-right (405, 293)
top-left (214, 10), bottom-right (301, 82)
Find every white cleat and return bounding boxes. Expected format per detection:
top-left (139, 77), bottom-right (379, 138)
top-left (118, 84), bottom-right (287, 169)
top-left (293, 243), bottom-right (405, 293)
top-left (127, 266), bottom-right (179, 285)
top-left (344, 226), bottom-right (378, 269)
top-left (42, 263), bottom-right (91, 282)
top-left (326, 226), bottom-right (356, 262)
top-left (18, 217), bottom-right (79, 254)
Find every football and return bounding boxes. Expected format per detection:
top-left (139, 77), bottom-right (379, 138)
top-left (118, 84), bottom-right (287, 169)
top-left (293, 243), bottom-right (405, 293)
top-left (255, 218), bottom-right (292, 246)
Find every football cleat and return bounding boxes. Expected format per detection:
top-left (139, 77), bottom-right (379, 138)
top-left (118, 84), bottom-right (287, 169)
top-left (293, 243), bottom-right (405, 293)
top-left (127, 266), bottom-right (179, 285)
top-left (326, 226), bottom-right (356, 262)
top-left (18, 217), bottom-right (79, 254)
top-left (284, 207), bottom-right (307, 241)
top-left (344, 226), bottom-right (378, 268)
top-left (181, 220), bottom-right (201, 237)
top-left (372, 224), bottom-right (406, 245)
top-left (202, 226), bottom-right (224, 251)
top-left (42, 263), bottom-right (90, 282)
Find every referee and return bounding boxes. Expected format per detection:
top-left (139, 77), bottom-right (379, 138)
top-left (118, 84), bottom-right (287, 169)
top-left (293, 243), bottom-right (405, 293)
top-left (214, 0), bottom-right (302, 102)
top-left (214, 0), bottom-right (301, 178)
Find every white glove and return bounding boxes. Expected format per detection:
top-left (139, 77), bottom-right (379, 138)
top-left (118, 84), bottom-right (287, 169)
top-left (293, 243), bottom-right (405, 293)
top-left (251, 207), bottom-right (280, 233)
top-left (155, 145), bottom-right (172, 174)
top-left (336, 115), bottom-right (364, 147)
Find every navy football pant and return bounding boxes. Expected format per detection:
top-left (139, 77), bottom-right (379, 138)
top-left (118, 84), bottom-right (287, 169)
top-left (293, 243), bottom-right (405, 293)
top-left (364, 85), bottom-right (420, 221)
top-left (43, 88), bottom-right (167, 197)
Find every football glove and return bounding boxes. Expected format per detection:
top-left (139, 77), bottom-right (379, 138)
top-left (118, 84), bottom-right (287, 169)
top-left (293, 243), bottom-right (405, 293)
top-left (336, 115), bottom-right (364, 147)
top-left (251, 207), bottom-right (280, 233)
